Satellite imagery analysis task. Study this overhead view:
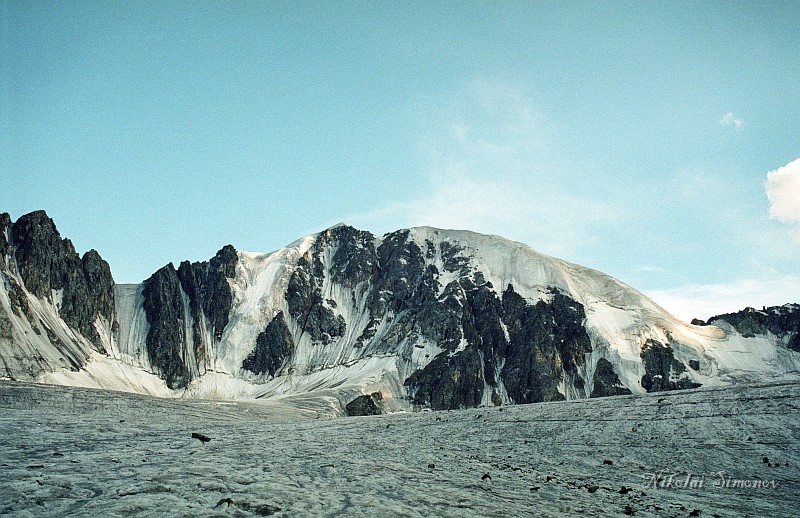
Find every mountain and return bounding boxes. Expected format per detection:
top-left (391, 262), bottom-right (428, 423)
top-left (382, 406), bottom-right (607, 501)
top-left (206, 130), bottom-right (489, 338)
top-left (1, 210), bottom-right (798, 411)
top-left (694, 305), bottom-right (800, 352)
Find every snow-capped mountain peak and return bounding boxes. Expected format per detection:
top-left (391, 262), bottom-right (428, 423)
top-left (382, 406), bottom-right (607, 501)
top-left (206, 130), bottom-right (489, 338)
top-left (1, 212), bottom-right (798, 411)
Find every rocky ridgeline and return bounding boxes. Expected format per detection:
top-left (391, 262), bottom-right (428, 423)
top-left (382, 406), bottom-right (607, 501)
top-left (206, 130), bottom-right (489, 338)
top-left (245, 225), bottom-right (702, 411)
top-left (694, 305), bottom-right (800, 352)
top-left (267, 225), bottom-right (601, 409)
top-left (0, 211), bottom-right (114, 352)
top-left (1, 210), bottom-right (798, 411)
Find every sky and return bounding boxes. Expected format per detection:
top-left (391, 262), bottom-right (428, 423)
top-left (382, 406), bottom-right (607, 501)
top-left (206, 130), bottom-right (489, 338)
top-left (2, 1), bottom-right (799, 321)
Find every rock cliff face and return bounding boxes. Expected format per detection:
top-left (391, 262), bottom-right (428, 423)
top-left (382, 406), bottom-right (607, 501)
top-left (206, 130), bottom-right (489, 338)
top-left (501, 286), bottom-right (592, 404)
top-left (141, 265), bottom-right (190, 389)
top-left (639, 339), bottom-right (701, 392)
top-left (0, 211), bottom-right (114, 373)
top-left (0, 213), bottom-right (12, 265)
top-left (590, 358), bottom-right (631, 398)
top-left (141, 246), bottom-right (239, 389)
top-left (9, 211), bottom-right (115, 350)
top-left (242, 312), bottom-right (294, 377)
top-left (344, 391), bottom-right (385, 416)
top-left (1, 211), bottom-right (799, 411)
top-left (699, 305), bottom-right (800, 352)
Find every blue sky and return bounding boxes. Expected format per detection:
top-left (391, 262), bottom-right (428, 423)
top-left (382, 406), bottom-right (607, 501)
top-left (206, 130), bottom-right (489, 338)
top-left (2, 1), bottom-right (799, 320)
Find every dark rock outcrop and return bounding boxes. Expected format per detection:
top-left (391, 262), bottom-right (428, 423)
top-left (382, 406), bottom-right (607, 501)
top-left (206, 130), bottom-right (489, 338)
top-left (284, 225), bottom-right (382, 349)
top-left (9, 210), bottom-right (65, 298)
top-left (590, 357), bottom-right (631, 397)
top-left (142, 264), bottom-right (190, 389)
top-left (345, 391), bottom-right (385, 416)
top-left (350, 234), bottom-right (560, 409)
top-left (405, 349), bottom-right (485, 410)
top-left (410, 276), bottom-right (464, 351)
top-left (287, 255), bottom-right (345, 344)
top-left (204, 245), bottom-right (238, 336)
top-left (501, 286), bottom-right (591, 404)
top-left (704, 304), bottom-right (800, 352)
top-left (58, 243), bottom-right (100, 348)
top-left (440, 240), bottom-right (471, 275)
top-left (176, 245), bottom-right (238, 366)
top-left (242, 312), bottom-right (295, 377)
top-left (376, 238), bottom-right (498, 409)
top-left (142, 245), bottom-right (238, 389)
top-left (176, 260), bottom-right (206, 364)
top-left (344, 231), bottom-right (457, 355)
top-left (81, 250), bottom-right (115, 325)
top-left (337, 231), bottom-right (597, 410)
top-left (6, 211), bottom-right (114, 350)
top-left (5, 276), bottom-right (32, 321)
top-left (461, 276), bottom-right (508, 389)
top-left (640, 339), bottom-right (700, 392)
top-left (317, 225), bottom-right (377, 287)
top-left (0, 212), bottom-right (11, 268)
top-left (191, 432), bottom-right (212, 443)
top-left (0, 303), bottom-right (12, 340)
top-left (371, 230), bottom-right (428, 315)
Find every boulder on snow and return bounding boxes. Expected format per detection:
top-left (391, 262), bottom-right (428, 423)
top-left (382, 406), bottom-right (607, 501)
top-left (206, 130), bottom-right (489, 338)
top-left (345, 392), bottom-right (384, 416)
top-left (191, 432), bottom-right (211, 443)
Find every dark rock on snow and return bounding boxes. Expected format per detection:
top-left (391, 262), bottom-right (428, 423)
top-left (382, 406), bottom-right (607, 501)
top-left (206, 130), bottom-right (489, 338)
top-left (142, 265), bottom-right (191, 389)
top-left (0, 213), bottom-right (12, 268)
top-left (287, 256), bottom-right (345, 344)
top-left (640, 339), bottom-right (701, 392)
top-left (142, 246), bottom-right (238, 389)
top-left (4, 211), bottom-right (114, 351)
top-left (591, 358), bottom-right (632, 398)
top-left (705, 305), bottom-right (800, 352)
top-left (345, 392), bottom-right (385, 416)
top-left (500, 286), bottom-right (592, 404)
top-left (191, 432), bottom-right (211, 443)
top-left (406, 348), bottom-right (485, 410)
top-left (242, 312), bottom-right (295, 377)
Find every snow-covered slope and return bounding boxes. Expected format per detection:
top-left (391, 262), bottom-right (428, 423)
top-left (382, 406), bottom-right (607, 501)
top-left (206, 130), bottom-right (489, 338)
top-left (1, 211), bottom-right (798, 410)
top-left (3, 379), bottom-right (798, 517)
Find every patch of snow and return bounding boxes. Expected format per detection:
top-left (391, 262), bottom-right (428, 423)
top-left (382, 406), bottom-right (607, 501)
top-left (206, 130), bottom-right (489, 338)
top-left (37, 352), bottom-right (173, 397)
top-left (112, 284), bottom-right (151, 370)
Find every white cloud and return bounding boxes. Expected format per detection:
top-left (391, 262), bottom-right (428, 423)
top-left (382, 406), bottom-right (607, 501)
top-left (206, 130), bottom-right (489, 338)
top-left (765, 157), bottom-right (800, 222)
top-left (645, 276), bottom-right (800, 323)
top-left (347, 78), bottom-right (620, 259)
top-left (719, 112), bottom-right (744, 129)
top-left (452, 121), bottom-right (469, 141)
top-left (636, 265), bottom-right (667, 274)
top-left (348, 174), bottom-right (618, 259)
top-left (347, 80), bottom-right (798, 326)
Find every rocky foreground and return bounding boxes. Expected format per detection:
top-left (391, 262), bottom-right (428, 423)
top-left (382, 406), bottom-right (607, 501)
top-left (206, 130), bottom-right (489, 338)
top-left (0, 381), bottom-right (797, 517)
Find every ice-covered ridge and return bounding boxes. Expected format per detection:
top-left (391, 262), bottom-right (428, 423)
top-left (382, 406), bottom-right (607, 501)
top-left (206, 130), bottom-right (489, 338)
top-left (3, 216), bottom-right (799, 409)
